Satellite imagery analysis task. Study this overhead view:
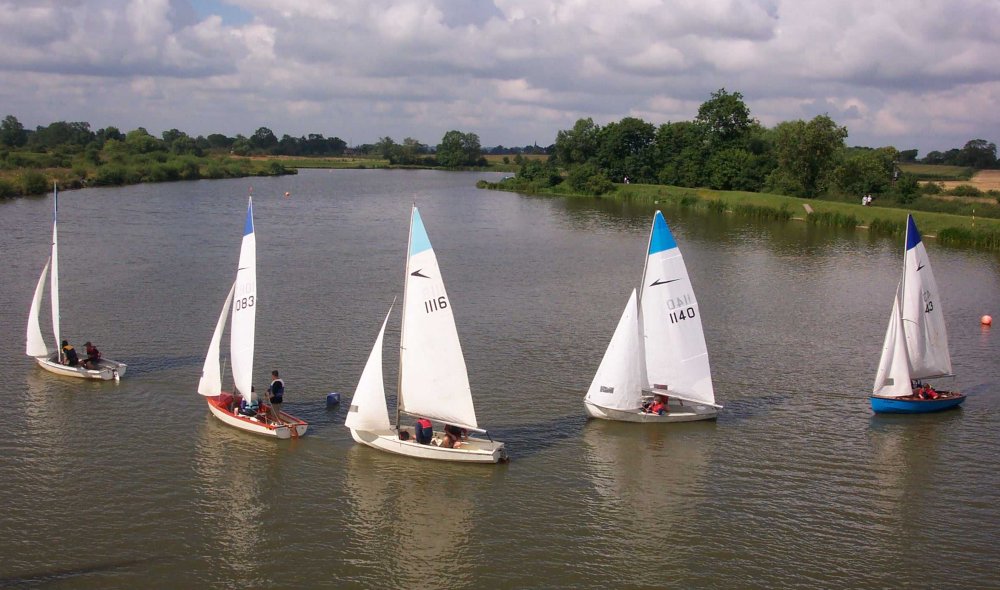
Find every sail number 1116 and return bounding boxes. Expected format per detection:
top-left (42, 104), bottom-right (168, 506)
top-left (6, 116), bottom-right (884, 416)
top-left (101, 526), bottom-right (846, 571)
top-left (424, 296), bottom-right (448, 314)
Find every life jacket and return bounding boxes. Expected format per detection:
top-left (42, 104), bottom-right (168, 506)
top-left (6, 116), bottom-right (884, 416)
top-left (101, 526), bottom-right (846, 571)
top-left (417, 418), bottom-right (432, 429)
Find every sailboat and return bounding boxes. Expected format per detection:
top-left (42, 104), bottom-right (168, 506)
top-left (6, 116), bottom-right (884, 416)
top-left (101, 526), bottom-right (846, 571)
top-left (346, 206), bottom-right (507, 463)
top-left (26, 183), bottom-right (127, 381)
top-left (871, 215), bottom-right (965, 413)
top-left (197, 197), bottom-right (308, 438)
top-left (585, 210), bottom-right (721, 422)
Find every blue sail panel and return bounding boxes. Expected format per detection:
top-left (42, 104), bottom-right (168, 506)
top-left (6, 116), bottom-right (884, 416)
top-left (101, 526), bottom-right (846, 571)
top-left (905, 215), bottom-right (921, 251)
top-left (244, 198), bottom-right (255, 236)
top-left (648, 211), bottom-right (678, 254)
top-left (409, 207), bottom-right (433, 256)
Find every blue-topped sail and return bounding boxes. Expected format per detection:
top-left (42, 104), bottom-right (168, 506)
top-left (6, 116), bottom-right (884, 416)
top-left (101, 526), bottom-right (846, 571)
top-left (905, 214), bottom-right (921, 251)
top-left (409, 207), bottom-right (432, 256)
top-left (648, 211), bottom-right (678, 254)
top-left (244, 198), bottom-right (255, 236)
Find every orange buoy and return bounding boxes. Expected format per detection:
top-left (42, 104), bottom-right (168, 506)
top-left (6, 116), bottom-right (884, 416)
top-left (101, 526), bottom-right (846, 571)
top-left (981, 315), bottom-right (993, 326)
top-left (284, 191), bottom-right (290, 198)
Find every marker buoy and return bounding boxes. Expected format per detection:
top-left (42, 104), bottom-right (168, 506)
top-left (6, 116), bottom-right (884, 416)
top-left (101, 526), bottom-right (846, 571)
top-left (326, 392), bottom-right (341, 406)
top-left (284, 191), bottom-right (290, 198)
top-left (981, 315), bottom-right (993, 326)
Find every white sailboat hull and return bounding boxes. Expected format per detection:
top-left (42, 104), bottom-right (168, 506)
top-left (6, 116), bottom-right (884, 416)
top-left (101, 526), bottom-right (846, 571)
top-left (584, 400), bottom-right (717, 423)
top-left (33, 355), bottom-right (127, 381)
top-left (350, 427), bottom-right (508, 463)
top-left (206, 394), bottom-right (308, 439)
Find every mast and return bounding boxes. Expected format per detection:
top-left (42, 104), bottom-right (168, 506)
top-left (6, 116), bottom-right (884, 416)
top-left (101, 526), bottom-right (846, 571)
top-left (396, 204), bottom-right (416, 431)
top-left (50, 182), bottom-right (62, 363)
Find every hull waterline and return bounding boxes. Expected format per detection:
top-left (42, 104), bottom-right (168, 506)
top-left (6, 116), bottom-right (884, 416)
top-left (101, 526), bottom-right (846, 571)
top-left (584, 400), bottom-right (717, 423)
top-left (870, 394), bottom-right (965, 414)
top-left (206, 394), bottom-right (308, 439)
top-left (350, 427), bottom-right (507, 463)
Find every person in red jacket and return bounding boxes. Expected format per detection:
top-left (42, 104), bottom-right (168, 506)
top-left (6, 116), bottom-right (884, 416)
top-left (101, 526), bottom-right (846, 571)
top-left (415, 418), bottom-right (433, 444)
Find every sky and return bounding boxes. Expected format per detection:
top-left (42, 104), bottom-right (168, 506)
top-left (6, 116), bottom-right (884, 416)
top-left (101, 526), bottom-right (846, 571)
top-left (1, 0), bottom-right (998, 156)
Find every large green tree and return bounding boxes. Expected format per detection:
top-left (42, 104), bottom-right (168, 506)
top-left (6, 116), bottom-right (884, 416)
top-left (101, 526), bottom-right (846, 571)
top-left (437, 130), bottom-right (483, 167)
top-left (0, 115), bottom-right (27, 147)
top-left (833, 147), bottom-right (897, 196)
top-left (765, 115), bottom-right (847, 197)
top-left (554, 117), bottom-right (601, 166)
top-left (595, 117), bottom-right (656, 183)
top-left (696, 88), bottom-right (753, 148)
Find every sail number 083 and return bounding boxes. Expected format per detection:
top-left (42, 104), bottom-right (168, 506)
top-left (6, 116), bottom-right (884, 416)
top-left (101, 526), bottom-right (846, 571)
top-left (234, 295), bottom-right (255, 310)
top-left (669, 306), bottom-right (696, 324)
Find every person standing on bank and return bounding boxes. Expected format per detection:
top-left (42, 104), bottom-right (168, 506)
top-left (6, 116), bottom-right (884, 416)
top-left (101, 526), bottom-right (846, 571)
top-left (268, 370), bottom-right (284, 405)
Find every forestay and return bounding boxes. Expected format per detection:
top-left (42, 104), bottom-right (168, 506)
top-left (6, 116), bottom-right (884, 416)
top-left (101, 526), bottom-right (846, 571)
top-left (872, 284), bottom-right (912, 397)
top-left (585, 289), bottom-right (647, 410)
top-left (639, 211), bottom-right (715, 406)
top-left (198, 283), bottom-right (236, 397)
top-left (26, 258), bottom-right (50, 358)
top-left (346, 305), bottom-right (393, 433)
top-left (398, 206), bottom-right (479, 431)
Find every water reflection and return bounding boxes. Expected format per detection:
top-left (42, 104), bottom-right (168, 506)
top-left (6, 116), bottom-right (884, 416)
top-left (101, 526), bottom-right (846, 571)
top-left (191, 418), bottom-right (286, 584)
top-left (343, 447), bottom-right (479, 588)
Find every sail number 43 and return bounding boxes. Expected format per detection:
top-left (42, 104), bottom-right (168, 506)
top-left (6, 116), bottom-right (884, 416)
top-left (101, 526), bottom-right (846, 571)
top-left (424, 296), bottom-right (448, 314)
top-left (669, 307), bottom-right (696, 323)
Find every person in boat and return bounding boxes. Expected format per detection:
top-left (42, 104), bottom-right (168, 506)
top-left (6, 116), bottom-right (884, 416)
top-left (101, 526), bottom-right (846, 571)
top-left (238, 387), bottom-right (261, 417)
top-left (82, 341), bottom-right (102, 369)
top-left (645, 394), bottom-right (668, 415)
top-left (267, 370), bottom-right (284, 405)
top-left (917, 384), bottom-right (940, 400)
top-left (415, 418), bottom-right (433, 444)
top-left (442, 424), bottom-right (468, 449)
top-left (61, 340), bottom-right (80, 367)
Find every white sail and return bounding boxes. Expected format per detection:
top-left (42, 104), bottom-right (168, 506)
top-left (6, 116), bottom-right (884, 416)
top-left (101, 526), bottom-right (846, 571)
top-left (230, 197), bottom-right (257, 403)
top-left (199, 283), bottom-right (236, 397)
top-left (26, 258), bottom-right (51, 357)
top-left (586, 289), bottom-right (647, 410)
top-left (398, 206), bottom-right (479, 430)
top-left (872, 283), bottom-right (913, 397)
top-left (639, 211), bottom-right (715, 405)
top-left (900, 215), bottom-right (952, 379)
top-left (50, 185), bottom-right (61, 361)
top-left (346, 304), bottom-right (394, 433)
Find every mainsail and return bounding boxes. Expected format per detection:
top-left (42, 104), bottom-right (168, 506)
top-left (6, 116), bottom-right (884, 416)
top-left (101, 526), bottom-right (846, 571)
top-left (639, 211), bottom-right (715, 405)
top-left (398, 206), bottom-right (479, 430)
top-left (230, 198), bottom-right (257, 404)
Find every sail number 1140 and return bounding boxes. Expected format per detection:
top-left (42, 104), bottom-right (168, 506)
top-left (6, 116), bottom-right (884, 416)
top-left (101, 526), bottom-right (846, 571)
top-left (669, 307), bottom-right (696, 323)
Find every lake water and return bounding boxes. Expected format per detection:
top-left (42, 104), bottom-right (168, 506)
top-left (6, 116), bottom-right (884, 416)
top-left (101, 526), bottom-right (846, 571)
top-left (1, 169), bottom-right (998, 588)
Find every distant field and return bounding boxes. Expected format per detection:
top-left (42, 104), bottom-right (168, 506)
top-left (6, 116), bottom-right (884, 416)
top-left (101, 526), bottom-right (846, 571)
top-left (250, 155), bottom-right (390, 168)
top-left (899, 163), bottom-right (973, 180)
top-left (936, 169), bottom-right (1000, 191)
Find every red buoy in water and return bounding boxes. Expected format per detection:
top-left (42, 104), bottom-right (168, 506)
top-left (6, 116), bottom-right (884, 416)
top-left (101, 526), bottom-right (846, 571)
top-left (982, 315), bottom-right (993, 326)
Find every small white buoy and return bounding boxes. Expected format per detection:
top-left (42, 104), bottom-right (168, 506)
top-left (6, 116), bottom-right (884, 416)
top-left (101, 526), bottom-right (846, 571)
top-left (981, 315), bottom-right (993, 327)
top-left (326, 392), bottom-right (341, 406)
top-left (113, 369), bottom-right (120, 383)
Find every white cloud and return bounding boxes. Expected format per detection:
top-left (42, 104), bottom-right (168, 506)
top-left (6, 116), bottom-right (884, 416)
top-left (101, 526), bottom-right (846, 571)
top-left (0, 0), bottom-right (997, 153)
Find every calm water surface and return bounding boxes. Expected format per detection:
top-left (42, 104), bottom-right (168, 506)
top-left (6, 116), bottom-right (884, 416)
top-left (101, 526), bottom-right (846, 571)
top-left (1, 170), bottom-right (998, 588)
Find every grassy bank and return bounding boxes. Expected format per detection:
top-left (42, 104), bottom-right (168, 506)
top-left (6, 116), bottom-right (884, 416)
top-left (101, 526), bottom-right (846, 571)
top-left (480, 180), bottom-right (1000, 250)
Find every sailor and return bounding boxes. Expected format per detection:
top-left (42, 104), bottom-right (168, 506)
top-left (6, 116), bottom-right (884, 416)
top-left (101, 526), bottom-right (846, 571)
top-left (61, 340), bottom-right (80, 367)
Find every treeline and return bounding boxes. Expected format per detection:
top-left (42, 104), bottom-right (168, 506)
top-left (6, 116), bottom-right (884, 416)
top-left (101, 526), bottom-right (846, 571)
top-left (502, 89), bottom-right (998, 205)
top-left (0, 116), bottom-right (299, 197)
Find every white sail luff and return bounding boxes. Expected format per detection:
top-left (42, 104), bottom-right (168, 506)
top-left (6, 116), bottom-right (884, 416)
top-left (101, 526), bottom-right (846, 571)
top-left (398, 206), bottom-right (479, 429)
top-left (230, 197), bottom-right (257, 403)
top-left (27, 258), bottom-right (51, 357)
top-left (199, 283), bottom-right (236, 397)
top-left (346, 305), bottom-right (394, 432)
top-left (50, 185), bottom-right (61, 360)
top-left (640, 212), bottom-right (716, 406)
top-left (873, 284), bottom-right (913, 397)
top-left (586, 289), bottom-right (646, 410)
